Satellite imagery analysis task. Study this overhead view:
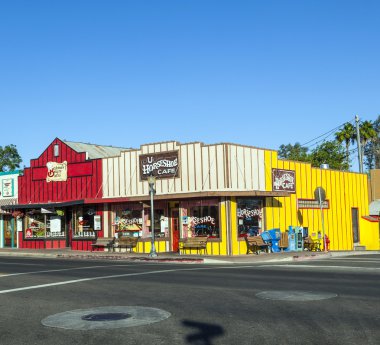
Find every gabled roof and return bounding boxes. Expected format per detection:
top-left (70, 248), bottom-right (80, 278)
top-left (62, 141), bottom-right (131, 159)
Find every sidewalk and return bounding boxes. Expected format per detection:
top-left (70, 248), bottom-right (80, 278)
top-left (0, 247), bottom-right (378, 264)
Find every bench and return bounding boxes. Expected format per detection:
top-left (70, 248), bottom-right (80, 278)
top-left (303, 236), bottom-right (321, 251)
top-left (179, 237), bottom-right (208, 254)
top-left (245, 236), bottom-right (270, 255)
top-left (114, 236), bottom-right (139, 253)
top-left (90, 237), bottom-right (115, 252)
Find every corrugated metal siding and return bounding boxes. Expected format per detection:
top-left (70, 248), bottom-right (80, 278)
top-left (103, 142), bottom-right (268, 198)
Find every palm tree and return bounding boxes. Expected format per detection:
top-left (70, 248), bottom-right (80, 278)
top-left (358, 121), bottom-right (377, 166)
top-left (335, 122), bottom-right (355, 168)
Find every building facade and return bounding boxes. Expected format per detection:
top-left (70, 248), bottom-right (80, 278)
top-left (2, 139), bottom-right (379, 254)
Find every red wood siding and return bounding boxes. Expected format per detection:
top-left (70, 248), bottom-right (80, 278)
top-left (19, 138), bottom-right (103, 204)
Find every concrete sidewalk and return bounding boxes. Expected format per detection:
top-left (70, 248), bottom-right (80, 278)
top-left (0, 247), bottom-right (378, 264)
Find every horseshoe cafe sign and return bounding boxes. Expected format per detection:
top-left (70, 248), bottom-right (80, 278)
top-left (139, 151), bottom-right (179, 180)
top-left (272, 169), bottom-right (296, 193)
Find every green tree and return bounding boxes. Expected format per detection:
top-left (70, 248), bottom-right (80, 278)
top-left (308, 140), bottom-right (349, 171)
top-left (364, 116), bottom-right (380, 169)
top-left (278, 142), bottom-right (309, 162)
top-left (335, 122), bottom-right (355, 167)
top-left (0, 144), bottom-right (22, 172)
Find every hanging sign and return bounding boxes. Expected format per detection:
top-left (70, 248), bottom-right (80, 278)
top-left (46, 161), bottom-right (68, 182)
top-left (139, 151), bottom-right (179, 180)
top-left (272, 169), bottom-right (296, 192)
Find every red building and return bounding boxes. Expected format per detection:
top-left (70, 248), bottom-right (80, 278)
top-left (12, 138), bottom-right (127, 250)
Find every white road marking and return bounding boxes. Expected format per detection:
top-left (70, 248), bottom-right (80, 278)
top-left (0, 265), bottom-right (255, 294)
top-left (261, 264), bottom-right (380, 271)
top-left (0, 264), bottom-right (152, 278)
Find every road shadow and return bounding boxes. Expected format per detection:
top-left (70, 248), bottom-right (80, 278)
top-left (182, 320), bottom-right (225, 345)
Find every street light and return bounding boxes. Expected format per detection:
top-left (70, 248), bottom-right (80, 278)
top-left (148, 173), bottom-right (157, 257)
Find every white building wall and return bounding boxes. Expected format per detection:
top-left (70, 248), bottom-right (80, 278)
top-left (102, 142), bottom-right (269, 198)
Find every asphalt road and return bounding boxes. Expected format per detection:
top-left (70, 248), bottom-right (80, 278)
top-left (0, 254), bottom-right (379, 345)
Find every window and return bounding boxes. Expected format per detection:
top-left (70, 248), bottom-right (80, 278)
top-left (188, 200), bottom-right (220, 238)
top-left (25, 212), bottom-right (65, 239)
top-left (113, 205), bottom-right (143, 238)
top-left (73, 207), bottom-right (96, 238)
top-left (146, 208), bottom-right (167, 238)
top-left (237, 198), bottom-right (263, 238)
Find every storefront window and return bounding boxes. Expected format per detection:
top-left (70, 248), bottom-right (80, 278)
top-left (25, 212), bottom-right (65, 239)
top-left (73, 207), bottom-right (96, 238)
top-left (188, 200), bottom-right (220, 238)
top-left (113, 205), bottom-right (143, 238)
top-left (237, 198), bottom-right (263, 238)
top-left (146, 208), bottom-right (167, 238)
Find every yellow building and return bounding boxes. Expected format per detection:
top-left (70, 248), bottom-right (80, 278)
top-left (101, 141), bottom-right (379, 255)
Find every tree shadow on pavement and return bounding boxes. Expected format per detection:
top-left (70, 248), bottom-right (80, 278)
top-left (182, 320), bottom-right (225, 345)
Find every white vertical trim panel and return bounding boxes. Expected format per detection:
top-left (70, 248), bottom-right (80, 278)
top-left (187, 144), bottom-right (195, 192)
top-left (258, 149), bottom-right (266, 191)
top-left (216, 145), bottom-right (225, 190)
top-left (194, 143), bottom-right (202, 192)
top-left (244, 147), bottom-right (252, 190)
top-left (209, 146), bottom-right (217, 190)
top-left (236, 146), bottom-right (245, 190)
top-left (201, 146), bottom-right (210, 191)
top-left (230, 146), bottom-right (238, 190)
top-left (181, 145), bottom-right (189, 192)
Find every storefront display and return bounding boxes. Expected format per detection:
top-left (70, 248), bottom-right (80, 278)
top-left (237, 198), bottom-right (263, 238)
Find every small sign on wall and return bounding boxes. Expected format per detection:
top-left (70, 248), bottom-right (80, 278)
top-left (94, 215), bottom-right (101, 231)
top-left (2, 179), bottom-right (14, 197)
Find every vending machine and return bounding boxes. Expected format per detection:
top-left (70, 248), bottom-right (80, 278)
top-left (295, 227), bottom-right (304, 251)
top-left (287, 226), bottom-right (296, 251)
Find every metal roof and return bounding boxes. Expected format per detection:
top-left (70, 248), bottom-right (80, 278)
top-left (63, 141), bottom-right (130, 159)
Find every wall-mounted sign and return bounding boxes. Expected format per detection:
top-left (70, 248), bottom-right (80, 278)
top-left (94, 215), bottom-right (101, 231)
top-left (46, 161), bottom-right (68, 182)
top-left (139, 151), bottom-right (179, 180)
top-left (2, 179), bottom-right (14, 197)
top-left (298, 199), bottom-right (329, 209)
top-left (272, 169), bottom-right (296, 193)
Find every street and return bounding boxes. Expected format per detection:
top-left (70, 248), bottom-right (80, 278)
top-left (0, 254), bottom-right (379, 345)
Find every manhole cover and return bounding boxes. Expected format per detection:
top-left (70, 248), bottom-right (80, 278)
top-left (42, 306), bottom-right (171, 330)
top-left (256, 290), bottom-right (337, 301)
top-left (81, 313), bottom-right (131, 321)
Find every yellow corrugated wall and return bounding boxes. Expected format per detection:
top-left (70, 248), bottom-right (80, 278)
top-left (262, 150), bottom-right (372, 252)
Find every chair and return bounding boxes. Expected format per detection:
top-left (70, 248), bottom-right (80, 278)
top-left (278, 232), bottom-right (289, 251)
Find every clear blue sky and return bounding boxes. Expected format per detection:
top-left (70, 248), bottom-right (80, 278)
top-left (1, 1), bottom-right (379, 170)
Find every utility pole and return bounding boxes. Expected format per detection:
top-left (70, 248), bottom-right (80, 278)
top-left (355, 115), bottom-right (363, 173)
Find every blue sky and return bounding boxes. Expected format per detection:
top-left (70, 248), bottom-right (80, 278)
top-left (1, 1), bottom-right (379, 170)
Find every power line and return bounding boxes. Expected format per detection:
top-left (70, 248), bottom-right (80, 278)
top-left (300, 118), bottom-right (355, 148)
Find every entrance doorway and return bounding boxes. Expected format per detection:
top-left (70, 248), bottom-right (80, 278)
top-left (3, 217), bottom-right (16, 248)
top-left (352, 208), bottom-right (360, 243)
top-left (171, 208), bottom-right (180, 252)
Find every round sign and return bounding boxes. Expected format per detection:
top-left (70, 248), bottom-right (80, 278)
top-left (314, 187), bottom-right (326, 203)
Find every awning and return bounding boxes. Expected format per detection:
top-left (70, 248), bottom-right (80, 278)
top-left (0, 199), bottom-right (85, 212)
top-left (0, 198), bottom-right (18, 214)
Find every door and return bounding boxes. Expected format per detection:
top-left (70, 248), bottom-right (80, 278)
top-left (352, 208), bottom-right (360, 243)
top-left (171, 208), bottom-right (180, 252)
top-left (4, 217), bottom-right (16, 248)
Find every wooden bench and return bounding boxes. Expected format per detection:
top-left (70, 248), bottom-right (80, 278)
top-left (114, 236), bottom-right (139, 253)
top-left (245, 236), bottom-right (270, 254)
top-left (179, 237), bottom-right (208, 254)
top-left (90, 237), bottom-right (115, 252)
top-left (303, 236), bottom-right (321, 251)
